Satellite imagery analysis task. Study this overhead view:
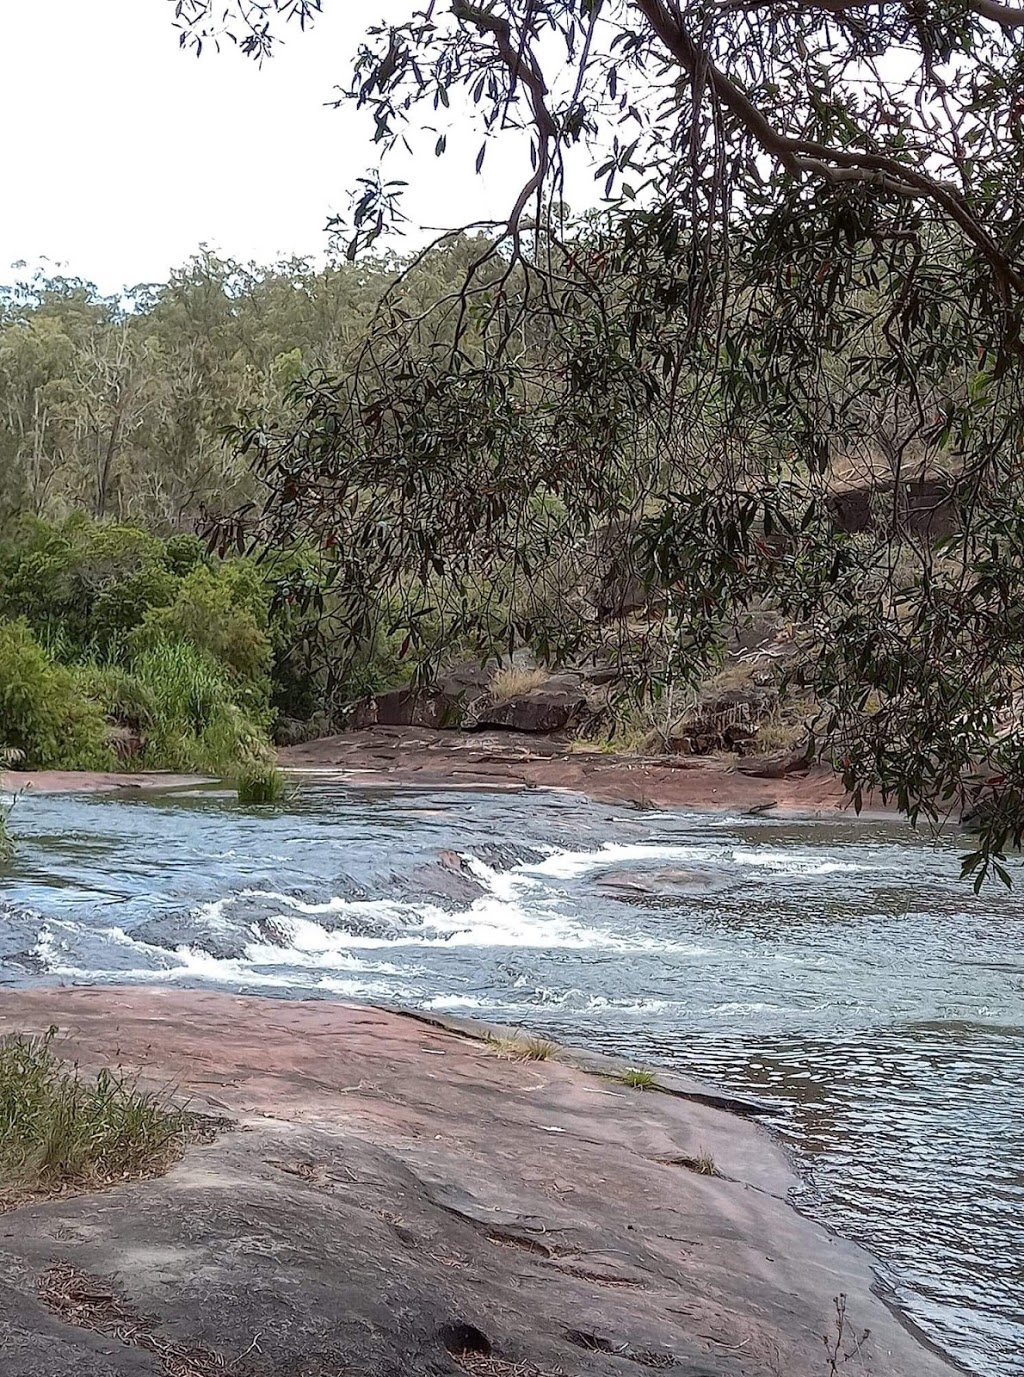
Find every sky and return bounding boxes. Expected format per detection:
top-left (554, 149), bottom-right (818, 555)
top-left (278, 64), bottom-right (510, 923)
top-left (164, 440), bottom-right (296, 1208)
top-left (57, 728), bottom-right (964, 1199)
top-left (0, 0), bottom-right (543, 293)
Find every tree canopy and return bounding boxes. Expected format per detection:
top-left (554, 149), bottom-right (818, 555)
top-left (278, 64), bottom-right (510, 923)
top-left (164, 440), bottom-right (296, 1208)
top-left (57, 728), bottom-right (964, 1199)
top-left (172, 0), bottom-right (1024, 884)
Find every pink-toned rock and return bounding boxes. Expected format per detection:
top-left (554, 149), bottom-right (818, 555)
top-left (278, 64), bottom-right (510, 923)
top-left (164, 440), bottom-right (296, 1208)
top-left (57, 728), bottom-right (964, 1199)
top-left (0, 988), bottom-right (953, 1377)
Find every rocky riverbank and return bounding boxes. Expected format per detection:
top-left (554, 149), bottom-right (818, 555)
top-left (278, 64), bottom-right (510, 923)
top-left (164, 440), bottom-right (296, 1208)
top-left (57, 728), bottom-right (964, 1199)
top-left (0, 988), bottom-right (952, 1377)
top-left (2, 726), bottom-right (888, 817)
top-left (280, 725), bottom-right (887, 818)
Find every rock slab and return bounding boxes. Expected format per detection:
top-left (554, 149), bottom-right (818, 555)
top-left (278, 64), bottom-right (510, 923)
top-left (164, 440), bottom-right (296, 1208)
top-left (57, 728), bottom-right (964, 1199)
top-left (0, 989), bottom-right (952, 1377)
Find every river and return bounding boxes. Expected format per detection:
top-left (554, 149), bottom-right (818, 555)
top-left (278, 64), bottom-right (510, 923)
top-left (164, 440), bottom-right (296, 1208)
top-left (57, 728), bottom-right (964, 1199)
top-left (1, 779), bottom-right (1021, 1375)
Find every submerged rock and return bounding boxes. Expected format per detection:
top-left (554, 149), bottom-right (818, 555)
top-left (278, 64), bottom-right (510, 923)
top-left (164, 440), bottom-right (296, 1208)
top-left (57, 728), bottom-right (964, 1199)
top-left (130, 914), bottom-right (250, 962)
top-left (595, 866), bottom-right (721, 900)
top-left (471, 841), bottom-right (547, 871)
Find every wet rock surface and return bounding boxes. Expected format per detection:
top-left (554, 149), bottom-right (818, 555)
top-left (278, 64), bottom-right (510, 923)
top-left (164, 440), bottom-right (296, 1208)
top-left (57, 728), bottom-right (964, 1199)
top-left (0, 988), bottom-right (951, 1377)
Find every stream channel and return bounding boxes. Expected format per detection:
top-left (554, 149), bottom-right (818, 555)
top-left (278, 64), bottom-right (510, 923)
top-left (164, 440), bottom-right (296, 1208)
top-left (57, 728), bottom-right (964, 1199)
top-left (1, 780), bottom-right (1022, 1375)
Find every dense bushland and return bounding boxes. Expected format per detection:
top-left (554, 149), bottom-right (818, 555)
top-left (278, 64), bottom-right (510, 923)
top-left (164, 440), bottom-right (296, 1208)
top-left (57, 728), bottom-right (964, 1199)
top-left (0, 513), bottom-right (413, 773)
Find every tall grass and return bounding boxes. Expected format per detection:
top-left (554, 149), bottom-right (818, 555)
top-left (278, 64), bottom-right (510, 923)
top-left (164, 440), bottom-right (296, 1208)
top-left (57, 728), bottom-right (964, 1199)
top-left (236, 765), bottom-right (289, 804)
top-left (99, 642), bottom-right (272, 775)
top-left (0, 1030), bottom-right (189, 1203)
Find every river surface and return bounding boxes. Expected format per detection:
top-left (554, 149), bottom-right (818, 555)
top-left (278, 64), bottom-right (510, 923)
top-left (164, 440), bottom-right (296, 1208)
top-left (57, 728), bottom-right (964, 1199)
top-left (1, 780), bottom-right (1022, 1375)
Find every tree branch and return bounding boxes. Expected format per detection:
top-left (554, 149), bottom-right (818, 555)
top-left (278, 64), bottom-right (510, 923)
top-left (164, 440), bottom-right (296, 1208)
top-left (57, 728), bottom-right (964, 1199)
top-left (632, 0), bottom-right (1024, 295)
top-left (452, 0), bottom-right (558, 244)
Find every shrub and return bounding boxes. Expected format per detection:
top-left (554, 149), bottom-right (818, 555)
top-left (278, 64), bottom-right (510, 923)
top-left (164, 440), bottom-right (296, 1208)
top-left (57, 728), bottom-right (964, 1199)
top-left (0, 620), bottom-right (112, 770)
top-left (0, 516), bottom-right (177, 658)
top-left (236, 765), bottom-right (289, 804)
top-left (131, 643), bottom-right (269, 774)
top-left (89, 566), bottom-right (179, 656)
top-left (72, 663), bottom-right (157, 733)
top-left (132, 563), bottom-right (273, 709)
top-left (162, 533), bottom-right (208, 578)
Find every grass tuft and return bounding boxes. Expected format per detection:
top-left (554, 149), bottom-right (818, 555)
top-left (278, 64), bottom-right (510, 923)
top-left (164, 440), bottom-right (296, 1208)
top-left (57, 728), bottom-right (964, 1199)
top-left (618, 1067), bottom-right (657, 1089)
top-left (689, 1148), bottom-right (718, 1176)
top-left (484, 1032), bottom-right (559, 1062)
top-left (236, 764), bottom-right (290, 804)
top-left (0, 1029), bottom-right (190, 1206)
top-left (488, 665), bottom-right (550, 703)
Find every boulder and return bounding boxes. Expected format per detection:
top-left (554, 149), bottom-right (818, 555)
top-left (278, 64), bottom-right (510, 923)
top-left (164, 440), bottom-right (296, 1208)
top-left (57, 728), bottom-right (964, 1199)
top-left (367, 659), bottom-right (511, 730)
top-left (596, 867), bottom-right (719, 896)
top-left (473, 674), bottom-right (587, 735)
top-left (828, 473), bottom-right (959, 541)
top-left (373, 687), bottom-right (464, 729)
top-left (674, 686), bottom-right (778, 756)
top-left (273, 715), bottom-right (325, 747)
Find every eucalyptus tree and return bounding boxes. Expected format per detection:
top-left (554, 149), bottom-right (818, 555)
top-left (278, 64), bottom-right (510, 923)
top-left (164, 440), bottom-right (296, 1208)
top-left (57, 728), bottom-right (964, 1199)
top-left (173, 0), bottom-right (1024, 881)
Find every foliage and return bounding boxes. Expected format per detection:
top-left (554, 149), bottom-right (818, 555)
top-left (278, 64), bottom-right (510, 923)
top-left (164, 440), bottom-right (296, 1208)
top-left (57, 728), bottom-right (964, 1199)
top-left (0, 516), bottom-right (286, 774)
top-left (174, 0), bottom-right (1024, 884)
top-left (0, 620), bottom-right (112, 770)
top-left (236, 765), bottom-right (290, 804)
top-left (0, 1029), bottom-right (188, 1201)
top-left (131, 562), bottom-right (273, 709)
top-left (130, 643), bottom-right (269, 774)
top-left (0, 794), bottom-right (14, 867)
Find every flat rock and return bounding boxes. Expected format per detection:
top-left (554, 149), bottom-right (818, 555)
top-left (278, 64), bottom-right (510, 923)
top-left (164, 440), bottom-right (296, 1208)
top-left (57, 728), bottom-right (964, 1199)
top-left (0, 989), bottom-right (953, 1377)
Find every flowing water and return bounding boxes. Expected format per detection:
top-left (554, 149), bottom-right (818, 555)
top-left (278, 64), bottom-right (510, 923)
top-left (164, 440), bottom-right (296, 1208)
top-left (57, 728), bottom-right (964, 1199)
top-left (1, 779), bottom-right (1022, 1375)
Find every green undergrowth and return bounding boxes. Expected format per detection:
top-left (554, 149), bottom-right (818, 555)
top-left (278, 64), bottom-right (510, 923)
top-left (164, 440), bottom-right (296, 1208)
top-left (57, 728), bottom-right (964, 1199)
top-left (617, 1066), bottom-right (657, 1089)
top-left (236, 764), bottom-right (290, 804)
top-left (0, 1030), bottom-right (191, 1206)
top-left (0, 514), bottom-right (423, 776)
top-left (0, 796), bottom-right (14, 867)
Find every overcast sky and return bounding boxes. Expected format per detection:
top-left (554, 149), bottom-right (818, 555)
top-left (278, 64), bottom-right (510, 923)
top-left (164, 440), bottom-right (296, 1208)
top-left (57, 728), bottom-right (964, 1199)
top-left (1, 0), bottom-right (546, 293)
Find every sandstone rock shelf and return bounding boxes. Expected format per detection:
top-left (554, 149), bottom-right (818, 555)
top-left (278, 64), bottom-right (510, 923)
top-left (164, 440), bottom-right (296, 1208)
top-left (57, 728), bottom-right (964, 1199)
top-left (0, 988), bottom-right (952, 1376)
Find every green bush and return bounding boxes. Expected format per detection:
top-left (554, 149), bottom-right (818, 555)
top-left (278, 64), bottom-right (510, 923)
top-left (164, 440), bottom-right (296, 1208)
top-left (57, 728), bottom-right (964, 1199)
top-left (89, 566), bottom-right (179, 656)
top-left (72, 663), bottom-right (157, 733)
top-left (0, 621), bottom-right (112, 770)
top-left (162, 533), bottom-right (208, 578)
top-left (0, 516), bottom-right (176, 656)
top-left (236, 764), bottom-right (290, 804)
top-left (0, 515), bottom-right (337, 772)
top-left (131, 563), bottom-right (273, 709)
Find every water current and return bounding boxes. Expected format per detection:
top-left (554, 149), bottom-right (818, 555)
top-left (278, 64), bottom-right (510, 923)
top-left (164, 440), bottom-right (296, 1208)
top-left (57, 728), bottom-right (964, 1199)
top-left (1, 779), bottom-right (1022, 1375)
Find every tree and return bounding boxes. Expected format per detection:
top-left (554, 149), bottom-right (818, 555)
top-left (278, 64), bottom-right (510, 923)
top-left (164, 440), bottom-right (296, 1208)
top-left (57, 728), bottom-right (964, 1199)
top-left (174, 0), bottom-right (1024, 884)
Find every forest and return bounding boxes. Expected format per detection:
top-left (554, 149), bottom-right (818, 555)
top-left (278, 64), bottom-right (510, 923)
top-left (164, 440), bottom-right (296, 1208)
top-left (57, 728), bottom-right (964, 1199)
top-left (0, 244), bottom-right (503, 779)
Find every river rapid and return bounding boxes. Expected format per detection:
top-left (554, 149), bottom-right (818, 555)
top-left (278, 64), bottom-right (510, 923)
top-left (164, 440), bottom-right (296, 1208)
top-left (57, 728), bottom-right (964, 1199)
top-left (1, 779), bottom-right (1022, 1375)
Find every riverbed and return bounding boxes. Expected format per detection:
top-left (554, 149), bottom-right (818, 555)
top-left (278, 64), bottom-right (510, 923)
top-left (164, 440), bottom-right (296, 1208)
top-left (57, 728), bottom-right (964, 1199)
top-left (1, 780), bottom-right (1021, 1375)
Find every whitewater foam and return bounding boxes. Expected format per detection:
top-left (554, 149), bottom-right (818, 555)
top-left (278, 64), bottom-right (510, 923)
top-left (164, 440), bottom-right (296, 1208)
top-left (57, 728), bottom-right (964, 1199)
top-left (520, 841), bottom-right (709, 880)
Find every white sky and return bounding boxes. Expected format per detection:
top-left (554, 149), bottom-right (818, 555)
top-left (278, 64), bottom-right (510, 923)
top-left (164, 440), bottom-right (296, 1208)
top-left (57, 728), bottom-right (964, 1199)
top-left (0, 0), bottom-right (548, 293)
